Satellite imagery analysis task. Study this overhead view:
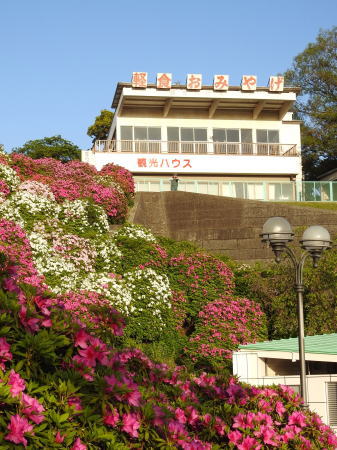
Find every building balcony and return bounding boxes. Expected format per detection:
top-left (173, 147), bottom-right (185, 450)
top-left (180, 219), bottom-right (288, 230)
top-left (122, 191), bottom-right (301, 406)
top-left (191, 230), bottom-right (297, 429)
top-left (93, 140), bottom-right (298, 157)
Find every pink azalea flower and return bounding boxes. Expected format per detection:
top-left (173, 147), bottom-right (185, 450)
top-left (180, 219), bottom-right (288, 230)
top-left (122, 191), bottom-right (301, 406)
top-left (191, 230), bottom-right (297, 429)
top-left (103, 408), bottom-right (119, 427)
top-left (8, 370), bottom-right (26, 397)
top-left (21, 393), bottom-right (45, 424)
top-left (175, 407), bottom-right (187, 424)
top-left (214, 417), bottom-right (226, 436)
top-left (71, 438), bottom-right (87, 450)
top-left (55, 431), bottom-right (65, 443)
top-left (5, 414), bottom-right (34, 447)
top-left (122, 412), bottom-right (140, 438)
top-left (288, 411), bottom-right (307, 428)
top-left (74, 329), bottom-right (90, 348)
top-left (153, 406), bottom-right (166, 426)
top-left (68, 396), bottom-right (82, 411)
top-left (0, 337), bottom-right (12, 370)
top-left (228, 430), bottom-right (242, 444)
top-left (275, 400), bottom-right (286, 416)
top-left (237, 436), bottom-right (262, 450)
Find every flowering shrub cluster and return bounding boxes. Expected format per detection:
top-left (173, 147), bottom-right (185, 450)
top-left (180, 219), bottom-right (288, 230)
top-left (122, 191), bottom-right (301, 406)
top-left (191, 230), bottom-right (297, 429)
top-left (0, 264), bottom-right (335, 448)
top-left (8, 153), bottom-right (134, 222)
top-left (0, 148), bottom-right (334, 447)
top-left (187, 298), bottom-right (267, 370)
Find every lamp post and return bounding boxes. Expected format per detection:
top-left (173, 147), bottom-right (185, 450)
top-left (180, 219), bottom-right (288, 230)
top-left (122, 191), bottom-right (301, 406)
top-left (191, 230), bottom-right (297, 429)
top-left (260, 217), bottom-right (331, 408)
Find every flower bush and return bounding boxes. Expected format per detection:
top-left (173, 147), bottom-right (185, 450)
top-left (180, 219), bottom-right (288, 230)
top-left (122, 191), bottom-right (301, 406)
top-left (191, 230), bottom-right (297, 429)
top-left (0, 148), bottom-right (334, 447)
top-left (0, 264), bottom-right (335, 448)
top-left (186, 298), bottom-right (268, 371)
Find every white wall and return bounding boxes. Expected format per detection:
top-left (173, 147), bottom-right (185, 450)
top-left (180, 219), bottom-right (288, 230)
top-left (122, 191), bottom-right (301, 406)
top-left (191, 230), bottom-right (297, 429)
top-left (233, 351), bottom-right (337, 428)
top-left (82, 151), bottom-right (301, 176)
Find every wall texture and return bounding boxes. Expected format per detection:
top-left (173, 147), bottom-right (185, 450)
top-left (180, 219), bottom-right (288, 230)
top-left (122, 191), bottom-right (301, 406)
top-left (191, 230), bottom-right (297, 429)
top-left (130, 192), bottom-right (337, 261)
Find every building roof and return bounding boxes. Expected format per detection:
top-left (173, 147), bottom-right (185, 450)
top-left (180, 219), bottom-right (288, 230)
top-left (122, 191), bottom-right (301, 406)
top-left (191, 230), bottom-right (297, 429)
top-left (239, 333), bottom-right (337, 355)
top-left (111, 82), bottom-right (301, 109)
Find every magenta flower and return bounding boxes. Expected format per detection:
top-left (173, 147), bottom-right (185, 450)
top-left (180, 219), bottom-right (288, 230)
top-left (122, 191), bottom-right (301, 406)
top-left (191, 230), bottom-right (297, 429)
top-left (237, 436), bottom-right (262, 450)
top-left (21, 393), bottom-right (45, 424)
top-left (71, 438), bottom-right (87, 450)
top-left (5, 414), bottom-right (34, 447)
top-left (228, 430), bottom-right (243, 445)
top-left (122, 412), bottom-right (140, 438)
top-left (288, 411), bottom-right (307, 428)
top-left (175, 407), bottom-right (187, 424)
top-left (0, 337), bottom-right (12, 370)
top-left (275, 400), bottom-right (286, 416)
top-left (55, 431), bottom-right (65, 443)
top-left (103, 408), bottom-right (119, 427)
top-left (8, 370), bottom-right (26, 397)
top-left (68, 396), bottom-right (82, 411)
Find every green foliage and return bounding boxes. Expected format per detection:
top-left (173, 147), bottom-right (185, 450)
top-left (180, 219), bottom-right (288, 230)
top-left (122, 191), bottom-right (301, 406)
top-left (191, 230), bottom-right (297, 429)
top-left (284, 201), bottom-right (337, 211)
top-left (87, 110), bottom-right (114, 142)
top-left (12, 136), bottom-right (81, 162)
top-left (234, 244), bottom-right (337, 340)
top-left (285, 27), bottom-right (337, 179)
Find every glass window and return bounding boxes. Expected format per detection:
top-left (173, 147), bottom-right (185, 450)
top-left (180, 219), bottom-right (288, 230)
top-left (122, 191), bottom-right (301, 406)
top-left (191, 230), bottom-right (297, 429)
top-left (134, 127), bottom-right (147, 140)
top-left (257, 129), bottom-right (268, 143)
top-left (120, 126), bottom-right (133, 140)
top-left (213, 129), bottom-right (226, 142)
top-left (227, 129), bottom-right (240, 142)
top-left (167, 127), bottom-right (179, 141)
top-left (194, 128), bottom-right (207, 141)
top-left (257, 129), bottom-right (279, 143)
top-left (241, 129), bottom-right (253, 143)
top-left (268, 130), bottom-right (279, 143)
top-left (148, 128), bottom-right (161, 140)
top-left (181, 128), bottom-right (194, 141)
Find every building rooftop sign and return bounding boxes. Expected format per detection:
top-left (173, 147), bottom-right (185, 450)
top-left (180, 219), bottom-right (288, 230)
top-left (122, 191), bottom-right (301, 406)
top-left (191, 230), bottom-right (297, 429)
top-left (130, 72), bottom-right (285, 92)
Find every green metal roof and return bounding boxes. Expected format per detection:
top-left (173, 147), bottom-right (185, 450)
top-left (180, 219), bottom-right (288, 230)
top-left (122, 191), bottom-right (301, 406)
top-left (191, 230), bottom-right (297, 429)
top-left (239, 334), bottom-right (337, 355)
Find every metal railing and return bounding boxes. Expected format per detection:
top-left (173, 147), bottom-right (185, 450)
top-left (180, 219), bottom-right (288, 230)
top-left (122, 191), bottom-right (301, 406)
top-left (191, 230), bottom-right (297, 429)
top-left (93, 140), bottom-right (298, 156)
top-left (134, 179), bottom-right (337, 202)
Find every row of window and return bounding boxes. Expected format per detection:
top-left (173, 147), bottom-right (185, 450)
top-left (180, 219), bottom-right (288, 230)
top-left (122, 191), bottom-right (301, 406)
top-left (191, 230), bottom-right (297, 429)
top-left (120, 126), bottom-right (280, 144)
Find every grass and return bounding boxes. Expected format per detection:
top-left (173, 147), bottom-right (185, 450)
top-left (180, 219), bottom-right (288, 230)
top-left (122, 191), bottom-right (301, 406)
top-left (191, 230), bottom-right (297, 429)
top-left (283, 202), bottom-right (337, 211)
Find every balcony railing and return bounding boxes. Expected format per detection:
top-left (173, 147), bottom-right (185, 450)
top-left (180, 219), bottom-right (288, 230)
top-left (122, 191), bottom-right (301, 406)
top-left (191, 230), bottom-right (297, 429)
top-left (93, 140), bottom-right (298, 157)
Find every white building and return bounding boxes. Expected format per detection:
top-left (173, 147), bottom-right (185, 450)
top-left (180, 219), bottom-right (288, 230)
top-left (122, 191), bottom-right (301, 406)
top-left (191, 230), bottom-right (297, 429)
top-left (82, 73), bottom-right (302, 201)
top-left (233, 334), bottom-right (337, 430)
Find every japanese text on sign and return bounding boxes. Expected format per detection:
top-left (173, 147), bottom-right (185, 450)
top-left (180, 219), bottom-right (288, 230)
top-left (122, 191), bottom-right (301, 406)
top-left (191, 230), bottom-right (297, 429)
top-left (214, 75), bottom-right (229, 91)
top-left (130, 72), bottom-right (285, 92)
top-left (241, 75), bottom-right (257, 91)
top-left (269, 76), bottom-right (284, 92)
top-left (187, 74), bottom-right (202, 90)
top-left (157, 73), bottom-right (172, 89)
top-left (137, 157), bottom-right (192, 169)
top-left (131, 72), bottom-right (148, 88)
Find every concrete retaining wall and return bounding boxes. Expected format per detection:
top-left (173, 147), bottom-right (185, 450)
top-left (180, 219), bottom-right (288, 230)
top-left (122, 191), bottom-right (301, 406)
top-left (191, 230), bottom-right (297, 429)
top-left (130, 192), bottom-right (337, 261)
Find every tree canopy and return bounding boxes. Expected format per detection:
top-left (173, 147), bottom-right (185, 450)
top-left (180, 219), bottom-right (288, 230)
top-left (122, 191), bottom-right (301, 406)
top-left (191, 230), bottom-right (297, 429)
top-left (285, 27), bottom-right (337, 179)
top-left (13, 135), bottom-right (81, 162)
top-left (87, 109), bottom-right (114, 142)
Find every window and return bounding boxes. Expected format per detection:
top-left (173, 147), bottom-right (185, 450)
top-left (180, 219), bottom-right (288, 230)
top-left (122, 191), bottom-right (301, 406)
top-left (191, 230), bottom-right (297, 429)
top-left (327, 382), bottom-right (337, 426)
top-left (213, 129), bottom-right (253, 154)
top-left (256, 129), bottom-right (280, 155)
top-left (167, 127), bottom-right (207, 153)
top-left (120, 126), bottom-right (161, 152)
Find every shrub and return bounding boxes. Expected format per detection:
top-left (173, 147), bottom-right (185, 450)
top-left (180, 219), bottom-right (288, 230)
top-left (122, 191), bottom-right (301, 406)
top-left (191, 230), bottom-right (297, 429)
top-left (185, 297), bottom-right (268, 372)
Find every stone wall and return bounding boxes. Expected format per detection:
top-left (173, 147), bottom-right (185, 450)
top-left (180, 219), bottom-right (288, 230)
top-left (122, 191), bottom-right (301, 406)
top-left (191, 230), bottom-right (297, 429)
top-left (130, 192), bottom-right (337, 261)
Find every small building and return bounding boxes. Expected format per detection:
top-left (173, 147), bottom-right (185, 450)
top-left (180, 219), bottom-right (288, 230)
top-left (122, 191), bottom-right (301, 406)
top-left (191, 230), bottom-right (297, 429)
top-left (82, 72), bottom-right (302, 201)
top-left (233, 334), bottom-right (337, 429)
top-left (318, 168), bottom-right (337, 182)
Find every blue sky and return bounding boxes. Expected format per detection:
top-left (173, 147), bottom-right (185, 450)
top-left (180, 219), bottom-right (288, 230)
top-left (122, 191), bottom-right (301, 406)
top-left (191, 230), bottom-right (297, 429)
top-left (1, 0), bottom-right (336, 151)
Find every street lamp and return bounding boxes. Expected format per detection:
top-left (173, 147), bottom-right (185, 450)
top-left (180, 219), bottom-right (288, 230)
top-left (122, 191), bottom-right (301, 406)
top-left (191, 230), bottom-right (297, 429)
top-left (260, 217), bottom-right (331, 407)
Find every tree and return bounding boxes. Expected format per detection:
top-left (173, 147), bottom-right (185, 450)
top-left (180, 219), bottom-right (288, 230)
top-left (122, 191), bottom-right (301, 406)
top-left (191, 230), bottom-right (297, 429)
top-left (285, 27), bottom-right (337, 179)
top-left (12, 136), bottom-right (81, 162)
top-left (87, 109), bottom-right (114, 142)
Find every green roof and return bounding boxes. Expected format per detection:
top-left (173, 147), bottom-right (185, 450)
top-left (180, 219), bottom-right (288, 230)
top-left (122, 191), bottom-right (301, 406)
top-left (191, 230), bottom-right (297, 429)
top-left (239, 334), bottom-right (337, 355)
